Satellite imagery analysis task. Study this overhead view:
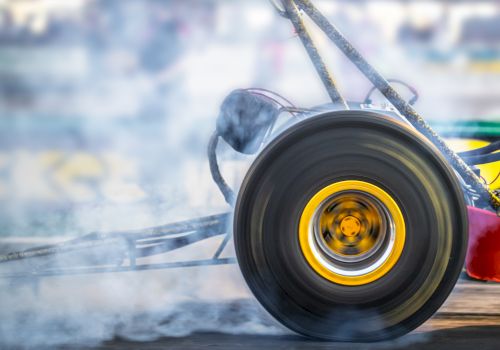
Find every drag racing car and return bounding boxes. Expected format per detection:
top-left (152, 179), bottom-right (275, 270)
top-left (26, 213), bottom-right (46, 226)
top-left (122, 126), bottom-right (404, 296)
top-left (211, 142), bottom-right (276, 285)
top-left (1, 0), bottom-right (500, 342)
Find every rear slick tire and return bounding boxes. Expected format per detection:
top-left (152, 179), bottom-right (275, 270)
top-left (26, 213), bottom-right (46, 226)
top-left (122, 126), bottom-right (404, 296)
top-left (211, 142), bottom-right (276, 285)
top-left (233, 111), bottom-right (468, 341)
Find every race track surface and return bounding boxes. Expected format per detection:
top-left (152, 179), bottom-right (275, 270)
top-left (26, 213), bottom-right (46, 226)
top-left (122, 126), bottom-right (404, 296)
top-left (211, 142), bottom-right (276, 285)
top-left (60, 276), bottom-right (500, 350)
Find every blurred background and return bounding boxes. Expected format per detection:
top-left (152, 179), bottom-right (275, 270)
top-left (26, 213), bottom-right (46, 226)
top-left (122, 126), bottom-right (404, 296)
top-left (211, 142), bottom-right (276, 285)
top-left (1, 0), bottom-right (500, 240)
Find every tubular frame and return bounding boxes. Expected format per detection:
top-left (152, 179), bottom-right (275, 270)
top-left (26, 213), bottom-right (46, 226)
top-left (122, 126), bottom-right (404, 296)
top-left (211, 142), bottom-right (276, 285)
top-left (281, 0), bottom-right (500, 210)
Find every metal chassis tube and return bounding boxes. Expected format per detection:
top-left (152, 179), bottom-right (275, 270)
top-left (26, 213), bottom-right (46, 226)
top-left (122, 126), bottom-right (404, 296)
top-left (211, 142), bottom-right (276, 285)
top-left (0, 213), bottom-right (234, 279)
top-left (281, 0), bottom-right (500, 211)
top-left (1, 258), bottom-right (237, 280)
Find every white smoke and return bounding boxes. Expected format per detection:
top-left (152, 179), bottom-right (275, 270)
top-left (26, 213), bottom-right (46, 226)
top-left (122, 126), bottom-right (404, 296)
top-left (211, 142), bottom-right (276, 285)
top-left (0, 1), bottom-right (289, 348)
top-left (0, 0), bottom-right (497, 348)
top-left (0, 263), bottom-right (286, 348)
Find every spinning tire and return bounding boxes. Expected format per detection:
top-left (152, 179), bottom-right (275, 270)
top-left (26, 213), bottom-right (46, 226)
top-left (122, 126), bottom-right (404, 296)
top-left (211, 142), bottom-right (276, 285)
top-left (234, 111), bottom-right (467, 341)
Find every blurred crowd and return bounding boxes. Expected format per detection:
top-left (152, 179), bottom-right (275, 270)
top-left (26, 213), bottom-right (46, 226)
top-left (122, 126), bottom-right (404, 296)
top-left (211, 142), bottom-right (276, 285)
top-left (0, 0), bottom-right (499, 117)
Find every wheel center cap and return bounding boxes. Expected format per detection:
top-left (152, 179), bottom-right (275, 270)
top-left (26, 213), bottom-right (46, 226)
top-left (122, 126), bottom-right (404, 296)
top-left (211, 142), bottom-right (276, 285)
top-left (340, 216), bottom-right (361, 237)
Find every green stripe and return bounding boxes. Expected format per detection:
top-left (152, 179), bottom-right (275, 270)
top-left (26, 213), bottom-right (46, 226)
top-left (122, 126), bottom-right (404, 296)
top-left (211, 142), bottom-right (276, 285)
top-left (430, 120), bottom-right (500, 138)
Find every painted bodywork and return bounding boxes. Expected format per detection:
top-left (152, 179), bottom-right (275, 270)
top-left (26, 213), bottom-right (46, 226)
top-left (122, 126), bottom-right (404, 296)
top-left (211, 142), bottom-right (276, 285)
top-left (445, 125), bottom-right (500, 281)
top-left (467, 206), bottom-right (500, 281)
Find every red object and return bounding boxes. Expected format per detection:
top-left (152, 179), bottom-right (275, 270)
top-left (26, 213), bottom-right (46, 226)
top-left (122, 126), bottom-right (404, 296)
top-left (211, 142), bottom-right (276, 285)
top-left (466, 206), bottom-right (500, 282)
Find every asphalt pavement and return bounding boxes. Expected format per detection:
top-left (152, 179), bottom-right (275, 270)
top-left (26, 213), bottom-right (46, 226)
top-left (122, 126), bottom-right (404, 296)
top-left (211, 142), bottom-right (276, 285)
top-left (57, 277), bottom-right (500, 350)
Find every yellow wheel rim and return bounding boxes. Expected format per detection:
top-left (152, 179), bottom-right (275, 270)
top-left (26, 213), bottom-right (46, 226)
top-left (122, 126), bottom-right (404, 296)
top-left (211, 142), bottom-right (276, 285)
top-left (299, 180), bottom-right (406, 286)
